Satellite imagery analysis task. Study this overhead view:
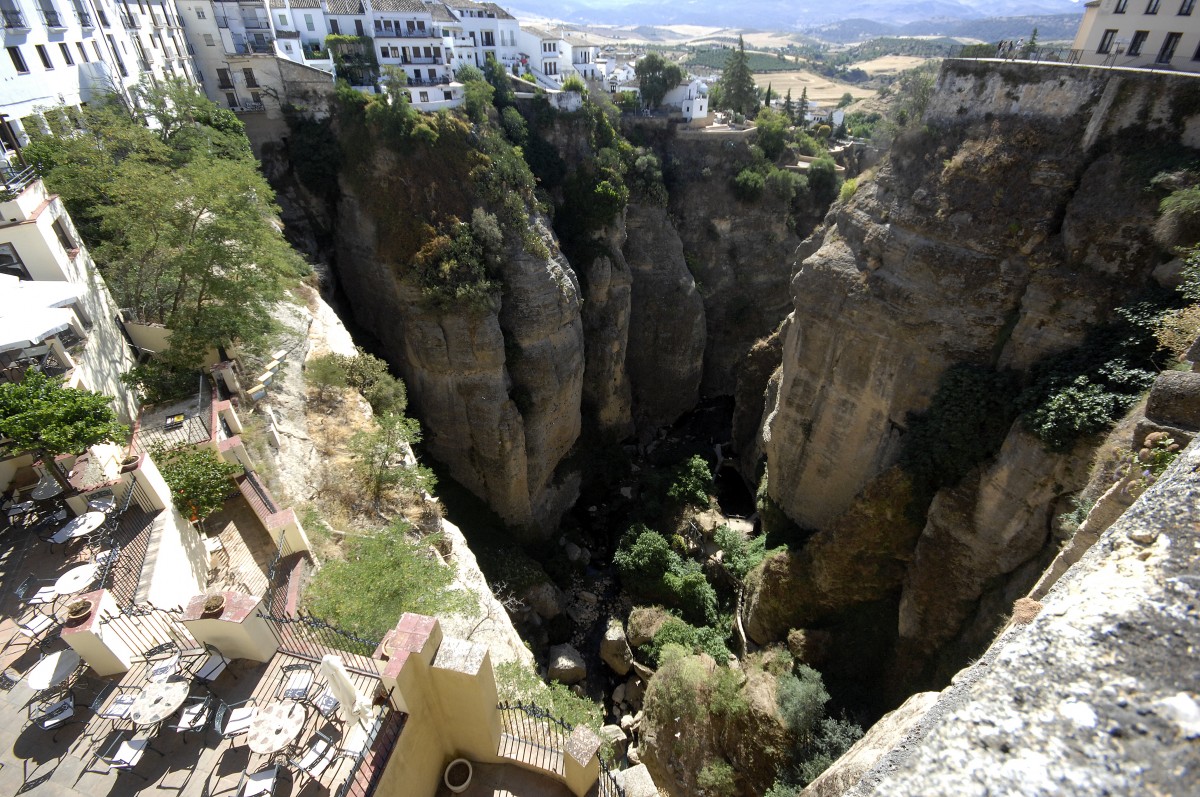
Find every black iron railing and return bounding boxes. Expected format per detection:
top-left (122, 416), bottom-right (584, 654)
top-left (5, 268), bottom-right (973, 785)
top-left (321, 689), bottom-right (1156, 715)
top-left (948, 44), bottom-right (1084, 65)
top-left (1, 9), bottom-right (26, 27)
top-left (497, 701), bottom-right (625, 796)
top-left (97, 600), bottom-right (198, 655)
top-left (257, 610), bottom-right (381, 676)
top-left (332, 698), bottom-right (406, 797)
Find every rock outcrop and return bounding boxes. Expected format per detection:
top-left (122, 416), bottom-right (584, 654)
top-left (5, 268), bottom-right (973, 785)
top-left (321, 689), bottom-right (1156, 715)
top-left (845, 440), bottom-right (1200, 797)
top-left (751, 61), bottom-right (1200, 695)
top-left (623, 203), bottom-right (706, 436)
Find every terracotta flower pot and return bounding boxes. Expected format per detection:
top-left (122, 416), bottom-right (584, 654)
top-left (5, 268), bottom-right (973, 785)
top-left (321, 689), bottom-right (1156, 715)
top-left (202, 594), bottom-right (226, 617)
top-left (66, 599), bottom-right (93, 623)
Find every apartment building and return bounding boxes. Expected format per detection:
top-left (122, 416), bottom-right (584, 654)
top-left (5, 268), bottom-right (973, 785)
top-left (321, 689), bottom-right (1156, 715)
top-left (1073, 0), bottom-right (1200, 71)
top-left (0, 0), bottom-right (197, 143)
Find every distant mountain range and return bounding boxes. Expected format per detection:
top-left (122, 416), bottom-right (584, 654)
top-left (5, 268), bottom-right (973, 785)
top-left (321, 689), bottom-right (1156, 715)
top-left (808, 14), bottom-right (1081, 43)
top-left (506, 0), bottom-right (1084, 34)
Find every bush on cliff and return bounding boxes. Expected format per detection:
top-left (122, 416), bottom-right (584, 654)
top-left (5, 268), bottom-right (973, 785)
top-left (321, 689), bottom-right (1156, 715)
top-left (615, 524), bottom-right (719, 626)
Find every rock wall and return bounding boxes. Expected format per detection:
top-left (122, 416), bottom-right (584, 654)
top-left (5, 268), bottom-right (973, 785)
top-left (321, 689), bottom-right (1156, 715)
top-left (752, 61), bottom-right (1200, 699)
top-left (846, 439), bottom-right (1200, 797)
top-left (331, 159), bottom-right (584, 536)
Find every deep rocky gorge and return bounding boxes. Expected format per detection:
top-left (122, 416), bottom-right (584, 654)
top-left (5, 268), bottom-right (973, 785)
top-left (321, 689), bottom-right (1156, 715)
top-left (258, 60), bottom-right (1200, 796)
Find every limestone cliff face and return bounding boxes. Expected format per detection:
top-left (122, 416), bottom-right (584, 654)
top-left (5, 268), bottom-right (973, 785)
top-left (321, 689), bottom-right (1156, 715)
top-left (751, 62), bottom-right (1200, 694)
top-left (578, 222), bottom-right (635, 439)
top-left (661, 133), bottom-right (813, 396)
top-left (333, 169), bottom-right (583, 535)
top-left (623, 203), bottom-right (707, 435)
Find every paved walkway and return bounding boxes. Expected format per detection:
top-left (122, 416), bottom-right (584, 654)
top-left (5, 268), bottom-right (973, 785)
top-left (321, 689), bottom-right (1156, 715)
top-left (433, 761), bottom-right (575, 797)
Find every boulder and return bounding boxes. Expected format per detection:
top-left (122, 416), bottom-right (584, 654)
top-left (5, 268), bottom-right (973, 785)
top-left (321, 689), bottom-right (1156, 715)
top-left (787, 628), bottom-right (834, 667)
top-left (627, 606), bottom-right (670, 648)
top-left (522, 582), bottom-right (567, 620)
top-left (600, 724), bottom-right (629, 759)
top-left (547, 644), bottom-right (586, 685)
top-left (1146, 371), bottom-right (1200, 430)
top-left (624, 675), bottom-right (646, 708)
top-left (617, 763), bottom-right (659, 797)
top-left (601, 618), bottom-right (635, 676)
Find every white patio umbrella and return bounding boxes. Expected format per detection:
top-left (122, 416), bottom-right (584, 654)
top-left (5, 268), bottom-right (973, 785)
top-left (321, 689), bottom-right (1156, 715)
top-left (320, 654), bottom-right (373, 724)
top-left (0, 306), bottom-right (76, 350)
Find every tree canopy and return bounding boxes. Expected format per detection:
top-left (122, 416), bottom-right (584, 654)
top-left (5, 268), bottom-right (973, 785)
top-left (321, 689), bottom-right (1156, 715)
top-left (153, 445), bottom-right (241, 521)
top-left (0, 371), bottom-right (127, 489)
top-left (719, 37), bottom-right (758, 117)
top-left (24, 78), bottom-right (304, 371)
top-left (636, 52), bottom-right (684, 109)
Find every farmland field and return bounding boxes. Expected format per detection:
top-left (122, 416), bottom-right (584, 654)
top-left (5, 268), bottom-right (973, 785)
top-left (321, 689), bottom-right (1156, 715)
top-left (847, 55), bottom-right (935, 75)
top-left (751, 70), bottom-right (876, 104)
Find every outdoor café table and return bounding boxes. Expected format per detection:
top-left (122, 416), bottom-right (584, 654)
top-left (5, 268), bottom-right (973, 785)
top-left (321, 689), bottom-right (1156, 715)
top-left (52, 511), bottom-right (106, 544)
top-left (247, 702), bottom-right (306, 757)
top-left (54, 563), bottom-right (99, 597)
top-left (27, 649), bottom-right (82, 691)
top-left (128, 679), bottom-right (190, 727)
top-left (31, 479), bottom-right (63, 501)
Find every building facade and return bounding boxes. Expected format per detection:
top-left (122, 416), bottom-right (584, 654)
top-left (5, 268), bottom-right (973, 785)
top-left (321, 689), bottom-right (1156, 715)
top-left (1073, 0), bottom-right (1200, 71)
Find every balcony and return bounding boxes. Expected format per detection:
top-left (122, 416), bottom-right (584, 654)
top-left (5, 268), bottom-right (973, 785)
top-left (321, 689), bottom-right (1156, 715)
top-left (39, 8), bottom-right (66, 29)
top-left (216, 14), bottom-right (228, 28)
top-left (150, 11), bottom-right (164, 27)
top-left (408, 75), bottom-right (450, 86)
top-left (243, 18), bottom-right (270, 30)
top-left (74, 9), bottom-right (92, 27)
top-left (376, 26), bottom-right (442, 39)
top-left (2, 8), bottom-right (27, 28)
top-left (121, 11), bottom-right (139, 28)
top-left (401, 56), bottom-right (440, 65)
top-left (96, 8), bottom-right (107, 26)
top-left (234, 40), bottom-right (274, 55)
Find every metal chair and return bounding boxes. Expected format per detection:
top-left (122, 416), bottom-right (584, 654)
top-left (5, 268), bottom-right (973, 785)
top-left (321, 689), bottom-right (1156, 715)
top-left (312, 688), bottom-right (341, 722)
top-left (142, 641), bottom-right (181, 683)
top-left (288, 731), bottom-right (338, 784)
top-left (215, 698), bottom-right (258, 743)
top-left (28, 689), bottom-right (79, 741)
top-left (86, 488), bottom-right (117, 514)
top-left (171, 691), bottom-right (215, 743)
top-left (14, 573), bottom-right (57, 612)
top-left (275, 662), bottom-right (315, 702)
top-left (182, 642), bottom-right (232, 686)
top-left (235, 765), bottom-right (278, 797)
top-left (92, 731), bottom-right (163, 779)
top-left (90, 682), bottom-right (141, 732)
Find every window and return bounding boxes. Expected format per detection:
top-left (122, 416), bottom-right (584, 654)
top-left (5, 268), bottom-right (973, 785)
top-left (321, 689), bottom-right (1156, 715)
top-left (0, 244), bottom-right (30, 280)
top-left (304, 14), bottom-right (313, 31)
top-left (418, 90), bottom-right (428, 102)
top-left (1147, 0), bottom-right (1160, 11)
top-left (1158, 31), bottom-right (1182, 61)
top-left (1182, 0), bottom-right (1196, 13)
top-left (76, 42), bottom-right (88, 62)
top-left (1129, 30), bottom-right (1149, 54)
top-left (443, 90), bottom-right (451, 100)
top-left (329, 19), bottom-right (339, 34)
top-left (225, 91), bottom-right (237, 108)
top-left (242, 67), bottom-right (258, 87)
top-left (92, 41), bottom-right (101, 60)
top-left (354, 19), bottom-right (363, 35)
top-left (196, 8), bottom-right (205, 19)
top-left (203, 33), bottom-right (214, 45)
top-left (251, 90), bottom-right (261, 103)
top-left (35, 44), bottom-right (53, 69)
top-left (217, 67), bottom-right (233, 88)
top-left (278, 13), bottom-right (286, 25)
top-left (380, 45), bottom-right (387, 58)
top-left (52, 217), bottom-right (76, 252)
top-left (1116, 0), bottom-right (1128, 10)
top-left (1098, 29), bottom-right (1118, 53)
top-left (58, 43), bottom-right (73, 65)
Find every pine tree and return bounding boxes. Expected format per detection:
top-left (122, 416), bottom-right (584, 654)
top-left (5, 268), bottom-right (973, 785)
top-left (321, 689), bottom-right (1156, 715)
top-left (764, 82), bottom-right (773, 109)
top-left (799, 87), bottom-right (809, 124)
top-left (721, 36), bottom-right (757, 117)
top-left (784, 88), bottom-right (794, 123)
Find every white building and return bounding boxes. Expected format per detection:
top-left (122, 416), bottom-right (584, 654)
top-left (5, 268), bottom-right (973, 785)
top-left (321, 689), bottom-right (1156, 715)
top-left (516, 24), bottom-right (560, 87)
top-left (562, 31), bottom-right (597, 80)
top-left (661, 77), bottom-right (708, 121)
top-left (0, 0), bottom-right (198, 142)
top-left (1072, 0), bottom-right (1200, 71)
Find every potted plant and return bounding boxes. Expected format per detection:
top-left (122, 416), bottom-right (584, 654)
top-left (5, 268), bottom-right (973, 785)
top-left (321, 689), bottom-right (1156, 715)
top-left (443, 759), bottom-right (473, 794)
top-left (66, 598), bottom-right (93, 623)
top-left (202, 593), bottom-right (226, 617)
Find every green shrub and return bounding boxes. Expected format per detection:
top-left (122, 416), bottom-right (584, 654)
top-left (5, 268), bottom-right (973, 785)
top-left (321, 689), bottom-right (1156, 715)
top-left (733, 168), bottom-right (766, 201)
top-left (714, 525), bottom-right (769, 581)
top-left (666, 455), bottom-right (714, 509)
top-left (500, 106), bottom-right (527, 145)
top-left (806, 156), bottom-right (840, 205)
top-left (560, 73), bottom-right (587, 93)
top-left (615, 525), bottom-right (719, 626)
top-left (839, 177), bottom-right (857, 203)
top-left (765, 168), bottom-right (805, 203)
top-left (777, 665), bottom-right (829, 740)
top-left (698, 761), bottom-right (737, 796)
top-left (644, 616), bottom-right (730, 665)
top-left (304, 520), bottom-right (476, 640)
top-left (494, 660), bottom-right (603, 731)
top-left (306, 352), bottom-right (348, 402)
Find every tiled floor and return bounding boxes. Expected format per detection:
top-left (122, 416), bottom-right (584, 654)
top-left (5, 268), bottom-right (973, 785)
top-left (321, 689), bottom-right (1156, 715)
top-left (0, 649), bottom-right (390, 797)
top-left (432, 762), bottom-right (576, 797)
top-left (200, 496), bottom-right (277, 597)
